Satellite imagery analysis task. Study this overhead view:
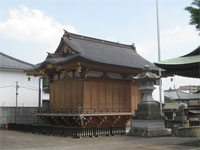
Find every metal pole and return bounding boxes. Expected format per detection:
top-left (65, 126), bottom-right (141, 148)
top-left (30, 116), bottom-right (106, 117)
top-left (173, 76), bottom-right (176, 90)
top-left (156, 0), bottom-right (162, 115)
top-left (39, 77), bottom-right (42, 108)
top-left (15, 81), bottom-right (19, 123)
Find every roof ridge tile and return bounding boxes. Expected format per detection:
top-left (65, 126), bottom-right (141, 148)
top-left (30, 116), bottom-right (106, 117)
top-left (63, 30), bottom-right (136, 51)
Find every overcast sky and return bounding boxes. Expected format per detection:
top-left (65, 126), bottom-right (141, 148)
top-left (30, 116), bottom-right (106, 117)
top-left (0, 0), bottom-right (199, 94)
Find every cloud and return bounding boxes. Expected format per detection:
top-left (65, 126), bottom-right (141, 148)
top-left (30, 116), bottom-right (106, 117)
top-left (136, 25), bottom-right (200, 62)
top-left (0, 5), bottom-right (76, 49)
top-left (162, 26), bottom-right (199, 47)
top-left (135, 40), bottom-right (157, 62)
top-left (136, 25), bottom-right (200, 97)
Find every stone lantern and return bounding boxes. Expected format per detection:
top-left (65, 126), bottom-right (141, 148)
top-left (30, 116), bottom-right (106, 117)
top-left (129, 65), bottom-right (170, 137)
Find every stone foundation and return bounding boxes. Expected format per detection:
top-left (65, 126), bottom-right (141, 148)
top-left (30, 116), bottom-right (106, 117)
top-left (128, 119), bottom-right (170, 137)
top-left (173, 126), bottom-right (200, 137)
top-left (129, 102), bottom-right (170, 137)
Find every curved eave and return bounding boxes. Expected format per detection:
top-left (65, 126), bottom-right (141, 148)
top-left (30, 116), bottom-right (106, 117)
top-left (27, 55), bottom-right (162, 77)
top-left (78, 56), bottom-right (159, 72)
top-left (155, 62), bottom-right (200, 69)
top-left (182, 46), bottom-right (200, 57)
top-left (155, 55), bottom-right (200, 66)
top-left (155, 62), bottom-right (200, 78)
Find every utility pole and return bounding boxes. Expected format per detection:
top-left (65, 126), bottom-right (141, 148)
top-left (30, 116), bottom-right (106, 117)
top-left (15, 81), bottom-right (19, 123)
top-left (156, 0), bottom-right (162, 115)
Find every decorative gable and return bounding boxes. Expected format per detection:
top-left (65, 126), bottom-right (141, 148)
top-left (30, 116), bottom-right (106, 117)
top-left (55, 39), bottom-right (77, 55)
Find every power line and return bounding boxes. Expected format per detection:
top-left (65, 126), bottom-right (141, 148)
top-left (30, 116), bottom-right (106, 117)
top-left (19, 85), bottom-right (38, 91)
top-left (19, 84), bottom-right (38, 89)
top-left (0, 85), bottom-right (15, 88)
top-left (0, 85), bottom-right (38, 92)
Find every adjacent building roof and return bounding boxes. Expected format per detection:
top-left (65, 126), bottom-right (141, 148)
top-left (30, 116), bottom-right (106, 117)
top-left (156, 55), bottom-right (199, 65)
top-left (33, 31), bottom-right (159, 72)
top-left (154, 46), bottom-right (200, 78)
top-left (164, 89), bottom-right (200, 100)
top-left (163, 103), bottom-right (181, 110)
top-left (0, 52), bottom-right (34, 71)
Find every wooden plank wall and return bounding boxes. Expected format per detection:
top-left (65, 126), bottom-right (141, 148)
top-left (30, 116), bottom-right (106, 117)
top-left (83, 78), bottom-right (140, 113)
top-left (50, 78), bottom-right (83, 109)
top-left (131, 83), bottom-right (141, 112)
top-left (49, 77), bottom-right (140, 113)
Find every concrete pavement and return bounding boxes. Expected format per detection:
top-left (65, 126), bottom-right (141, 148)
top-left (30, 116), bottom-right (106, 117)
top-left (0, 130), bottom-right (199, 150)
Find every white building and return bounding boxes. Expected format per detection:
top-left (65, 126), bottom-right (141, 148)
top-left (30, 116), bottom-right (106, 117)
top-left (0, 52), bottom-right (49, 107)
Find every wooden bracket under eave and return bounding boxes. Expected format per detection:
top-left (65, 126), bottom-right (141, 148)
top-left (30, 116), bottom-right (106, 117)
top-left (26, 71), bottom-right (46, 77)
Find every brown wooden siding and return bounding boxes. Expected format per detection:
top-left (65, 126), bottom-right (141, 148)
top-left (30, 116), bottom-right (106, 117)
top-left (50, 78), bottom-right (140, 113)
top-left (50, 78), bottom-right (83, 109)
top-left (130, 83), bottom-right (141, 112)
top-left (83, 78), bottom-right (140, 113)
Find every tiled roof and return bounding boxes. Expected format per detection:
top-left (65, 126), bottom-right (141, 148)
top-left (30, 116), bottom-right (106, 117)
top-left (164, 103), bottom-right (180, 110)
top-left (154, 46), bottom-right (200, 78)
top-left (183, 46), bottom-right (200, 57)
top-left (164, 89), bottom-right (200, 100)
top-left (154, 55), bottom-right (199, 65)
top-left (0, 52), bottom-right (34, 71)
top-left (34, 31), bottom-right (159, 71)
top-left (156, 46), bottom-right (200, 65)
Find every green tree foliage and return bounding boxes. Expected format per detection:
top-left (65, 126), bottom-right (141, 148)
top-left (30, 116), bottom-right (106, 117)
top-left (168, 99), bottom-right (176, 103)
top-left (185, 0), bottom-right (200, 32)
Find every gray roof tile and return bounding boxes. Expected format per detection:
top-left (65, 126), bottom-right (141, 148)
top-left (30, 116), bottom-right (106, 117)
top-left (164, 89), bottom-right (200, 100)
top-left (0, 52), bottom-right (34, 71)
top-left (36, 31), bottom-right (159, 71)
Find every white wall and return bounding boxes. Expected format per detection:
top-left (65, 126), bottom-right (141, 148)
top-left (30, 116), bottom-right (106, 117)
top-left (0, 69), bottom-right (49, 107)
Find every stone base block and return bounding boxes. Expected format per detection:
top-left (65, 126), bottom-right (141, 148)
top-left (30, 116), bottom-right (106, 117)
top-left (128, 119), bottom-right (171, 137)
top-left (173, 126), bottom-right (200, 137)
top-left (134, 102), bottom-right (163, 120)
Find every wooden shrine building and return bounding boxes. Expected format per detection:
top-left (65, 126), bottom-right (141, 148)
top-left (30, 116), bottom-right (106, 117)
top-left (28, 31), bottom-right (159, 136)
